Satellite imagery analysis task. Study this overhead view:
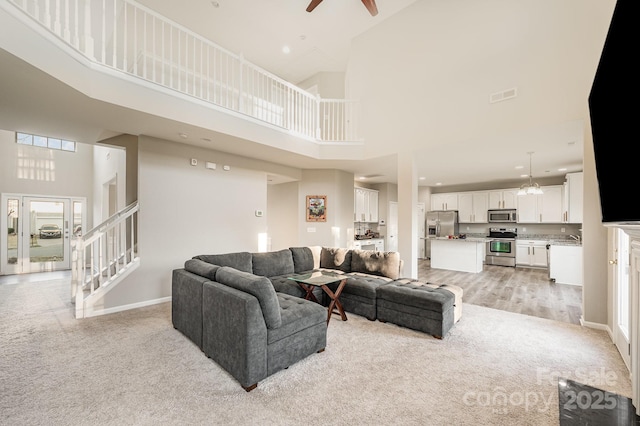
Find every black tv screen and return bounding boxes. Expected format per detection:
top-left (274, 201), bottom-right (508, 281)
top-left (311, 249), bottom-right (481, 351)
top-left (588, 0), bottom-right (639, 223)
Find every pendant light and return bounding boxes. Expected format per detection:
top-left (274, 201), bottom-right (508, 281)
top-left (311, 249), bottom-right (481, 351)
top-left (517, 152), bottom-right (543, 196)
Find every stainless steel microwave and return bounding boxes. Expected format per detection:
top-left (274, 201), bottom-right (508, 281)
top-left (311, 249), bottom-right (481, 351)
top-left (487, 209), bottom-right (517, 223)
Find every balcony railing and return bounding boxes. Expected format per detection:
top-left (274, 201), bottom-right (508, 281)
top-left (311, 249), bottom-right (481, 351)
top-left (6, 0), bottom-right (361, 142)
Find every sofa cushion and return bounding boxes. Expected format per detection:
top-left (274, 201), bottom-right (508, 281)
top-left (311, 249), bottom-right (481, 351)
top-left (252, 249), bottom-right (295, 277)
top-left (289, 247), bottom-right (314, 273)
top-left (350, 250), bottom-right (401, 280)
top-left (267, 293), bottom-right (327, 344)
top-left (193, 252), bottom-right (252, 273)
top-left (320, 247), bottom-right (352, 272)
top-left (184, 259), bottom-right (219, 280)
top-left (215, 266), bottom-right (282, 329)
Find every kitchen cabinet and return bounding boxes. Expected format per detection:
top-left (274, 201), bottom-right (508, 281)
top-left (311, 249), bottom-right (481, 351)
top-left (431, 238), bottom-right (485, 273)
top-left (458, 191), bottom-right (489, 223)
top-left (562, 172), bottom-right (583, 223)
top-left (517, 185), bottom-right (563, 223)
top-left (354, 188), bottom-right (379, 222)
top-left (516, 240), bottom-right (548, 268)
top-left (431, 193), bottom-right (458, 211)
top-left (549, 245), bottom-right (583, 285)
top-left (353, 238), bottom-right (384, 252)
top-left (488, 189), bottom-right (519, 210)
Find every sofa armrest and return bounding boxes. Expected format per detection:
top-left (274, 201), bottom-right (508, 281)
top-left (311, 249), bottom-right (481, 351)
top-left (172, 269), bottom-right (209, 349)
top-left (202, 281), bottom-right (268, 389)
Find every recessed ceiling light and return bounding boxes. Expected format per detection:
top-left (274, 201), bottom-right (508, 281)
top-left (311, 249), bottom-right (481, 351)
top-left (201, 137), bottom-right (211, 142)
top-left (359, 176), bottom-right (367, 180)
top-left (520, 174), bottom-right (528, 178)
top-left (282, 46), bottom-right (291, 54)
top-left (435, 182), bottom-right (442, 186)
top-left (515, 165), bottom-right (524, 170)
top-left (419, 177), bottom-right (426, 180)
top-left (558, 167), bottom-right (567, 171)
top-left (178, 132), bottom-right (188, 139)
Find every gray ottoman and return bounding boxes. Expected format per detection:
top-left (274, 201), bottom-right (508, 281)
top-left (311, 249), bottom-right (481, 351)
top-left (376, 279), bottom-right (463, 339)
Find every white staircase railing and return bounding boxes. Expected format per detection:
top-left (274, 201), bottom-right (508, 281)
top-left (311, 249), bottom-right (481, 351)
top-left (72, 201), bottom-right (139, 318)
top-left (4, 0), bottom-right (361, 142)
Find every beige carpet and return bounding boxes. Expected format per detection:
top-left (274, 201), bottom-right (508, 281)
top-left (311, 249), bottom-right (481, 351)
top-left (0, 275), bottom-right (632, 426)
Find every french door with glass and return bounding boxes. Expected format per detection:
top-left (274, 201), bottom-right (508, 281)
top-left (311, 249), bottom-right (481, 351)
top-left (613, 228), bottom-right (631, 370)
top-left (1, 194), bottom-right (85, 275)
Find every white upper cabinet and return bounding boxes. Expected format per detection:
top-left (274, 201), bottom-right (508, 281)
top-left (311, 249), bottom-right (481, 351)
top-left (488, 189), bottom-right (519, 210)
top-left (354, 187), bottom-right (379, 223)
top-left (517, 185), bottom-right (563, 223)
top-left (562, 172), bottom-right (583, 223)
top-left (431, 193), bottom-right (458, 211)
top-left (458, 192), bottom-right (489, 223)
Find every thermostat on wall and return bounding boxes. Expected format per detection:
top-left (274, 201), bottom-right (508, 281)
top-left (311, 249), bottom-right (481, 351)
top-left (255, 210), bottom-right (263, 217)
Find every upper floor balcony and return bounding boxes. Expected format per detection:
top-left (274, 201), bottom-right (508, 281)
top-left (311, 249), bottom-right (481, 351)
top-left (2, 0), bottom-right (362, 148)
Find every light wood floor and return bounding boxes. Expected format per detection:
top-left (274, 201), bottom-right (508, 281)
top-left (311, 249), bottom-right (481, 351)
top-left (417, 259), bottom-right (583, 325)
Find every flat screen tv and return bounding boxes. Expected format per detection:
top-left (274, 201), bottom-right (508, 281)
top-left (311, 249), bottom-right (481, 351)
top-left (588, 0), bottom-right (638, 224)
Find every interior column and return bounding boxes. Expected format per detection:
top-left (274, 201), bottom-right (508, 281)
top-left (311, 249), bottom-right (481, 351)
top-left (397, 152), bottom-right (418, 278)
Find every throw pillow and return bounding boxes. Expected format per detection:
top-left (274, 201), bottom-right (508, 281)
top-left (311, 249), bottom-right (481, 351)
top-left (351, 250), bottom-right (401, 280)
top-left (320, 247), bottom-right (352, 272)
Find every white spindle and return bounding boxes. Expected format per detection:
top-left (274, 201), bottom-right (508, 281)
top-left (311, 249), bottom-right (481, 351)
top-left (132, 6), bottom-right (137, 75)
top-left (81, 0), bottom-right (93, 57)
top-left (112, 0), bottom-right (117, 67)
top-left (143, 11), bottom-right (148, 79)
top-left (53, 0), bottom-right (61, 35)
top-left (63, 0), bottom-right (70, 41)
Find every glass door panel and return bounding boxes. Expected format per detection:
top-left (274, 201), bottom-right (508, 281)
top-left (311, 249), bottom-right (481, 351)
top-left (2, 195), bottom-right (85, 275)
top-left (23, 198), bottom-right (70, 272)
top-left (1, 196), bottom-right (21, 274)
top-left (613, 228), bottom-right (630, 370)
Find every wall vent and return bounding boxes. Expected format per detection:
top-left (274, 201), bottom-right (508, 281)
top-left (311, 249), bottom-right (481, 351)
top-left (489, 87), bottom-right (518, 104)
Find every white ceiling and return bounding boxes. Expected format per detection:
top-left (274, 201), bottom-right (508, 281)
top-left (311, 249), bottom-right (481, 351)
top-left (134, 0), bottom-right (418, 85)
top-left (0, 0), bottom-right (614, 189)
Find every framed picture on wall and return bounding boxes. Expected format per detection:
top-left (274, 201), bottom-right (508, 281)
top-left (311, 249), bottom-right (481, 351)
top-left (306, 195), bottom-right (327, 222)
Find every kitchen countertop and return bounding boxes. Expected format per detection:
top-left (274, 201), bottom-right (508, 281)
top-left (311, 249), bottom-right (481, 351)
top-left (429, 234), bottom-right (582, 246)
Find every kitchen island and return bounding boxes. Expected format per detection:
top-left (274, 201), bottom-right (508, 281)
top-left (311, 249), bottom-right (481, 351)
top-left (430, 238), bottom-right (485, 273)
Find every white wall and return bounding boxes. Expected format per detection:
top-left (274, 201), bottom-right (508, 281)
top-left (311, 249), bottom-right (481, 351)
top-left (267, 181), bottom-right (300, 251)
top-left (297, 72), bottom-right (346, 98)
top-left (298, 169), bottom-right (355, 248)
top-left (92, 144), bottom-right (126, 226)
top-left (100, 136), bottom-right (270, 309)
top-left (0, 128), bottom-right (93, 223)
top-left (582, 112), bottom-right (609, 326)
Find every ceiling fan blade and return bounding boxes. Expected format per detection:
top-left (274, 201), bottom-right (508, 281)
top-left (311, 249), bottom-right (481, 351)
top-left (361, 0), bottom-right (378, 16)
top-left (306, 0), bottom-right (323, 13)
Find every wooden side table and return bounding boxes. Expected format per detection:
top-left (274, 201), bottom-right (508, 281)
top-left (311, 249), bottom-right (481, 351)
top-left (288, 271), bottom-right (348, 324)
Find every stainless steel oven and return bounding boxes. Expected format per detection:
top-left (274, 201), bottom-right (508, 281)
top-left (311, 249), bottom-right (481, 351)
top-left (485, 227), bottom-right (517, 267)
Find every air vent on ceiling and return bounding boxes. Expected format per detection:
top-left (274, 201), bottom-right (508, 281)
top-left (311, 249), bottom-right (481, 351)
top-left (489, 87), bottom-right (518, 104)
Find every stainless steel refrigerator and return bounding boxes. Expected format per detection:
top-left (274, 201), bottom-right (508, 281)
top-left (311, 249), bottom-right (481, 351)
top-left (425, 210), bottom-right (459, 259)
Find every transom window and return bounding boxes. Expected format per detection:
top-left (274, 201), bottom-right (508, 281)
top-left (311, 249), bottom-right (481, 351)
top-left (16, 132), bottom-right (76, 152)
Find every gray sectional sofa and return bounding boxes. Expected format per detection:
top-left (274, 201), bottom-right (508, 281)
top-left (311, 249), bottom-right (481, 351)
top-left (171, 245), bottom-right (461, 391)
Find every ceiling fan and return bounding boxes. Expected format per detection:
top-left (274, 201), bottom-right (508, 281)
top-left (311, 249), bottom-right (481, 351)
top-left (306, 0), bottom-right (379, 17)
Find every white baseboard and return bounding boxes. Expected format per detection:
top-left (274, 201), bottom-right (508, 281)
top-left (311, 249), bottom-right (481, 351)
top-left (581, 318), bottom-right (613, 339)
top-left (85, 296), bottom-right (171, 318)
